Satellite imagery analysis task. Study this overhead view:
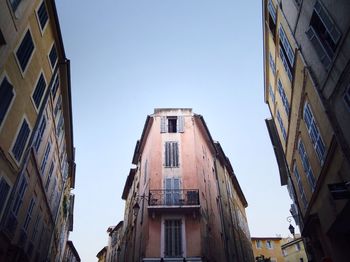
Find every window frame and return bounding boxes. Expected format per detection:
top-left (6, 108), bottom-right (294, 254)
top-left (164, 141), bottom-right (179, 168)
top-left (0, 73), bottom-right (16, 131)
top-left (298, 138), bottom-right (316, 191)
top-left (161, 215), bottom-right (186, 258)
top-left (14, 27), bottom-right (36, 75)
top-left (35, 0), bottom-right (49, 35)
top-left (276, 110), bottom-right (287, 141)
top-left (48, 42), bottom-right (58, 71)
top-left (303, 101), bottom-right (326, 165)
top-left (31, 70), bottom-right (47, 111)
top-left (256, 239), bottom-right (262, 249)
top-left (0, 175), bottom-right (12, 220)
top-left (277, 79), bottom-right (290, 117)
top-left (10, 116), bottom-right (31, 165)
top-left (293, 163), bottom-right (308, 208)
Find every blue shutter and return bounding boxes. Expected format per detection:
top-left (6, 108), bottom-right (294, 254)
top-left (12, 119), bottom-right (30, 162)
top-left (0, 178), bottom-right (10, 214)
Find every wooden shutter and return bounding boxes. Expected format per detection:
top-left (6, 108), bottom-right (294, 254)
top-left (160, 116), bottom-right (167, 133)
top-left (177, 116), bottom-right (184, 133)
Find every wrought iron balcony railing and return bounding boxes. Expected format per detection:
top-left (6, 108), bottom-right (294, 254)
top-left (148, 189), bottom-right (200, 207)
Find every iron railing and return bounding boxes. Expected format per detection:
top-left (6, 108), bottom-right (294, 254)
top-left (148, 189), bottom-right (200, 206)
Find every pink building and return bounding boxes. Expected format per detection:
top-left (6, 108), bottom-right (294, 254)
top-left (119, 108), bottom-right (254, 262)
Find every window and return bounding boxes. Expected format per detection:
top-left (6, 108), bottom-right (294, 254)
top-left (269, 84), bottom-right (276, 103)
top-left (306, 1), bottom-right (341, 69)
top-left (54, 95), bottom-right (62, 117)
top-left (266, 240), bottom-right (273, 249)
top-left (161, 116), bottom-right (184, 133)
top-left (303, 102), bottom-right (326, 164)
top-left (279, 26), bottom-right (294, 81)
top-left (267, 0), bottom-right (277, 39)
top-left (0, 177), bottom-right (11, 217)
top-left (269, 52), bottom-right (276, 76)
top-left (0, 29), bottom-right (5, 46)
top-left (282, 249), bottom-right (287, 256)
top-left (41, 142), bottom-right (51, 174)
top-left (343, 85), bottom-right (350, 111)
top-left (49, 44), bottom-right (58, 69)
top-left (0, 77), bottom-right (15, 127)
top-left (34, 116), bottom-right (46, 152)
top-left (12, 119), bottom-right (31, 162)
top-left (164, 177), bottom-right (181, 205)
top-left (298, 139), bottom-right (316, 191)
top-left (164, 219), bottom-right (182, 257)
top-left (278, 79), bottom-right (290, 116)
top-left (51, 73), bottom-right (59, 98)
top-left (16, 30), bottom-right (35, 73)
top-left (256, 240), bottom-right (262, 249)
top-left (56, 113), bottom-right (64, 137)
top-left (277, 110), bottom-right (287, 141)
top-left (12, 176), bottom-right (27, 216)
top-left (23, 198), bottom-right (35, 231)
top-left (37, 1), bottom-right (48, 31)
top-left (32, 73), bottom-right (46, 109)
top-left (143, 160), bottom-right (148, 185)
top-left (294, 164), bottom-right (308, 208)
top-left (296, 242), bottom-right (301, 251)
top-left (165, 142), bottom-right (179, 167)
top-left (10, 0), bottom-right (22, 11)
top-left (45, 162), bottom-right (54, 191)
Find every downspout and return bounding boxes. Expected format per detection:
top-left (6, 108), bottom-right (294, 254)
top-left (213, 157), bottom-right (230, 262)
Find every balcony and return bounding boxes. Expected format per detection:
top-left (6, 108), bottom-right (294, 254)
top-left (148, 189), bottom-right (200, 213)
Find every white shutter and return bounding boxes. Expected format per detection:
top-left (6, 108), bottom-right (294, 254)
top-left (178, 116), bottom-right (184, 133)
top-left (160, 116), bottom-right (167, 133)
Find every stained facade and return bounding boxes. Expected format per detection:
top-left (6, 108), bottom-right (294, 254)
top-left (117, 108), bottom-right (254, 262)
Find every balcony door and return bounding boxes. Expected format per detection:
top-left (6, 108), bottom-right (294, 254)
top-left (164, 177), bottom-right (181, 205)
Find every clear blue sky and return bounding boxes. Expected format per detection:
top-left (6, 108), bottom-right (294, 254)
top-left (56, 1), bottom-right (293, 261)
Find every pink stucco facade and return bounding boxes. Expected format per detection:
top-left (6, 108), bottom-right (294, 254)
top-left (119, 109), bottom-right (254, 262)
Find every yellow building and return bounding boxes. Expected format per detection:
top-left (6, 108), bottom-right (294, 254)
top-left (251, 237), bottom-right (284, 262)
top-left (0, 0), bottom-right (75, 261)
top-left (281, 237), bottom-right (308, 262)
top-left (263, 0), bottom-right (350, 261)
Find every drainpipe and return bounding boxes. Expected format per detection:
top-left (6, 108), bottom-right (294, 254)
top-left (213, 157), bottom-right (230, 262)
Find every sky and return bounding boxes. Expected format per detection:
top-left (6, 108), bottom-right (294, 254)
top-left (56, 1), bottom-right (294, 261)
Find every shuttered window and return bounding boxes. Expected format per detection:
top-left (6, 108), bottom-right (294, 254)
top-left (23, 198), bottom-right (36, 231)
top-left (160, 116), bottom-right (184, 133)
top-left (298, 139), bottom-right (316, 191)
top-left (277, 79), bottom-right (290, 116)
top-left (165, 142), bottom-right (179, 167)
top-left (49, 44), bottom-right (58, 69)
top-left (293, 164), bottom-right (308, 208)
top-left (32, 73), bottom-right (46, 109)
top-left (0, 77), bottom-right (14, 126)
top-left (51, 73), bottom-right (59, 97)
top-left (12, 119), bottom-right (31, 162)
top-left (303, 102), bottom-right (326, 164)
top-left (41, 142), bottom-right (51, 174)
top-left (269, 84), bottom-right (275, 103)
top-left (279, 26), bottom-right (294, 81)
top-left (37, 1), bottom-right (48, 31)
top-left (164, 219), bottom-right (182, 257)
top-left (276, 110), bottom-right (287, 141)
top-left (307, 1), bottom-right (341, 69)
top-left (16, 30), bottom-right (35, 72)
top-left (34, 116), bottom-right (46, 152)
top-left (0, 178), bottom-right (11, 216)
top-left (13, 176), bottom-right (27, 216)
top-left (269, 52), bottom-right (276, 76)
top-left (45, 162), bottom-right (54, 191)
top-left (164, 177), bottom-right (181, 205)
